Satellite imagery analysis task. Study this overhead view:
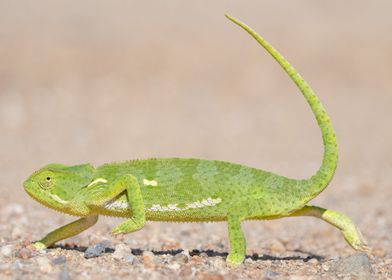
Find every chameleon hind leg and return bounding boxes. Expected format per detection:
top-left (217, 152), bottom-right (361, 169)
top-left (85, 174), bottom-right (146, 235)
top-left (226, 214), bottom-right (247, 266)
top-left (33, 215), bottom-right (98, 249)
top-left (289, 205), bottom-right (369, 251)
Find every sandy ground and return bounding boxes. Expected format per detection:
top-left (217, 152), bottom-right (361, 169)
top-left (0, 1), bottom-right (391, 279)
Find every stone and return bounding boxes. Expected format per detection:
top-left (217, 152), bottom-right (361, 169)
top-left (173, 252), bottom-right (189, 264)
top-left (112, 244), bottom-right (131, 260)
top-left (15, 247), bottom-right (33, 259)
top-left (142, 251), bottom-right (160, 267)
top-left (307, 258), bottom-right (319, 265)
top-left (167, 262), bottom-right (181, 270)
top-left (210, 257), bottom-right (226, 270)
top-left (84, 241), bottom-right (108, 259)
top-left (112, 244), bottom-right (136, 264)
top-left (125, 254), bottom-right (136, 264)
top-left (331, 253), bottom-right (373, 278)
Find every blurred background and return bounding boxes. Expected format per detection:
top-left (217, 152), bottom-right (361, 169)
top-left (0, 0), bottom-right (391, 261)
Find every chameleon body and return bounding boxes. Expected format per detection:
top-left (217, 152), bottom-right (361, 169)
top-left (23, 15), bottom-right (368, 266)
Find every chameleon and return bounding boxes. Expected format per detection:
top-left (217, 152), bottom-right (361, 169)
top-left (23, 14), bottom-right (368, 266)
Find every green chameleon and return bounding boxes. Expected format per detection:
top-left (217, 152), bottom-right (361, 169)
top-left (23, 15), bottom-right (368, 266)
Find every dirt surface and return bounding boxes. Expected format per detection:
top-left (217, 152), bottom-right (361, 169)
top-left (1, 1), bottom-right (391, 279)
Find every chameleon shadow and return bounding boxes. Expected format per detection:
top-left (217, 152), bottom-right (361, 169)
top-left (52, 244), bottom-right (323, 262)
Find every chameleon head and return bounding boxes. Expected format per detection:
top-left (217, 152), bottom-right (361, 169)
top-left (23, 163), bottom-right (95, 215)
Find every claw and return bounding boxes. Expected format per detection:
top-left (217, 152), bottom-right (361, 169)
top-left (354, 227), bottom-right (371, 252)
top-left (344, 226), bottom-right (371, 253)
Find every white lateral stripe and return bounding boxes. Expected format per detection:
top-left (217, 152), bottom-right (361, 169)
top-left (87, 178), bottom-right (108, 187)
top-left (143, 179), bottom-right (158, 186)
top-left (50, 194), bottom-right (69, 204)
top-left (147, 197), bottom-right (222, 212)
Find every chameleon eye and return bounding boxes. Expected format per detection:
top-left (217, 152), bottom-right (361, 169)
top-left (46, 177), bottom-right (51, 181)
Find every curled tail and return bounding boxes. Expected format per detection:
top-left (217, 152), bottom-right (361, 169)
top-left (226, 15), bottom-right (338, 201)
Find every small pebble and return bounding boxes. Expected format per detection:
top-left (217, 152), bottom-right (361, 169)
top-left (142, 251), bottom-right (160, 266)
top-left (112, 244), bottom-right (130, 259)
top-left (125, 254), bottom-right (136, 264)
top-left (84, 241), bottom-right (108, 259)
top-left (211, 258), bottom-right (226, 269)
top-left (173, 252), bottom-right (189, 264)
top-left (308, 258), bottom-right (318, 265)
top-left (15, 247), bottom-right (33, 259)
top-left (167, 262), bottom-right (181, 270)
top-left (190, 255), bottom-right (204, 265)
top-left (322, 263), bottom-right (330, 271)
top-left (52, 255), bottom-right (67, 265)
top-left (0, 244), bottom-right (13, 258)
top-left (112, 244), bottom-right (136, 264)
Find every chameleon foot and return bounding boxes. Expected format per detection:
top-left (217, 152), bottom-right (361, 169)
top-left (226, 253), bottom-right (245, 267)
top-left (112, 218), bottom-right (144, 235)
top-left (343, 226), bottom-right (370, 252)
top-left (32, 241), bottom-right (47, 250)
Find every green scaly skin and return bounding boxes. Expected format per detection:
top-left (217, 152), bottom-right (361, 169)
top-left (23, 15), bottom-right (369, 266)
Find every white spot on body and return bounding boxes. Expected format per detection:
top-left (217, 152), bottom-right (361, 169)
top-left (104, 200), bottom-right (129, 210)
top-left (87, 178), bottom-right (108, 187)
top-left (143, 179), bottom-right (158, 186)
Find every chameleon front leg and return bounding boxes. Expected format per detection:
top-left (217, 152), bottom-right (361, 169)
top-left (33, 215), bottom-right (98, 249)
top-left (85, 174), bottom-right (146, 235)
top-left (226, 214), bottom-right (247, 266)
top-left (111, 175), bottom-right (146, 235)
top-left (289, 205), bottom-right (369, 251)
